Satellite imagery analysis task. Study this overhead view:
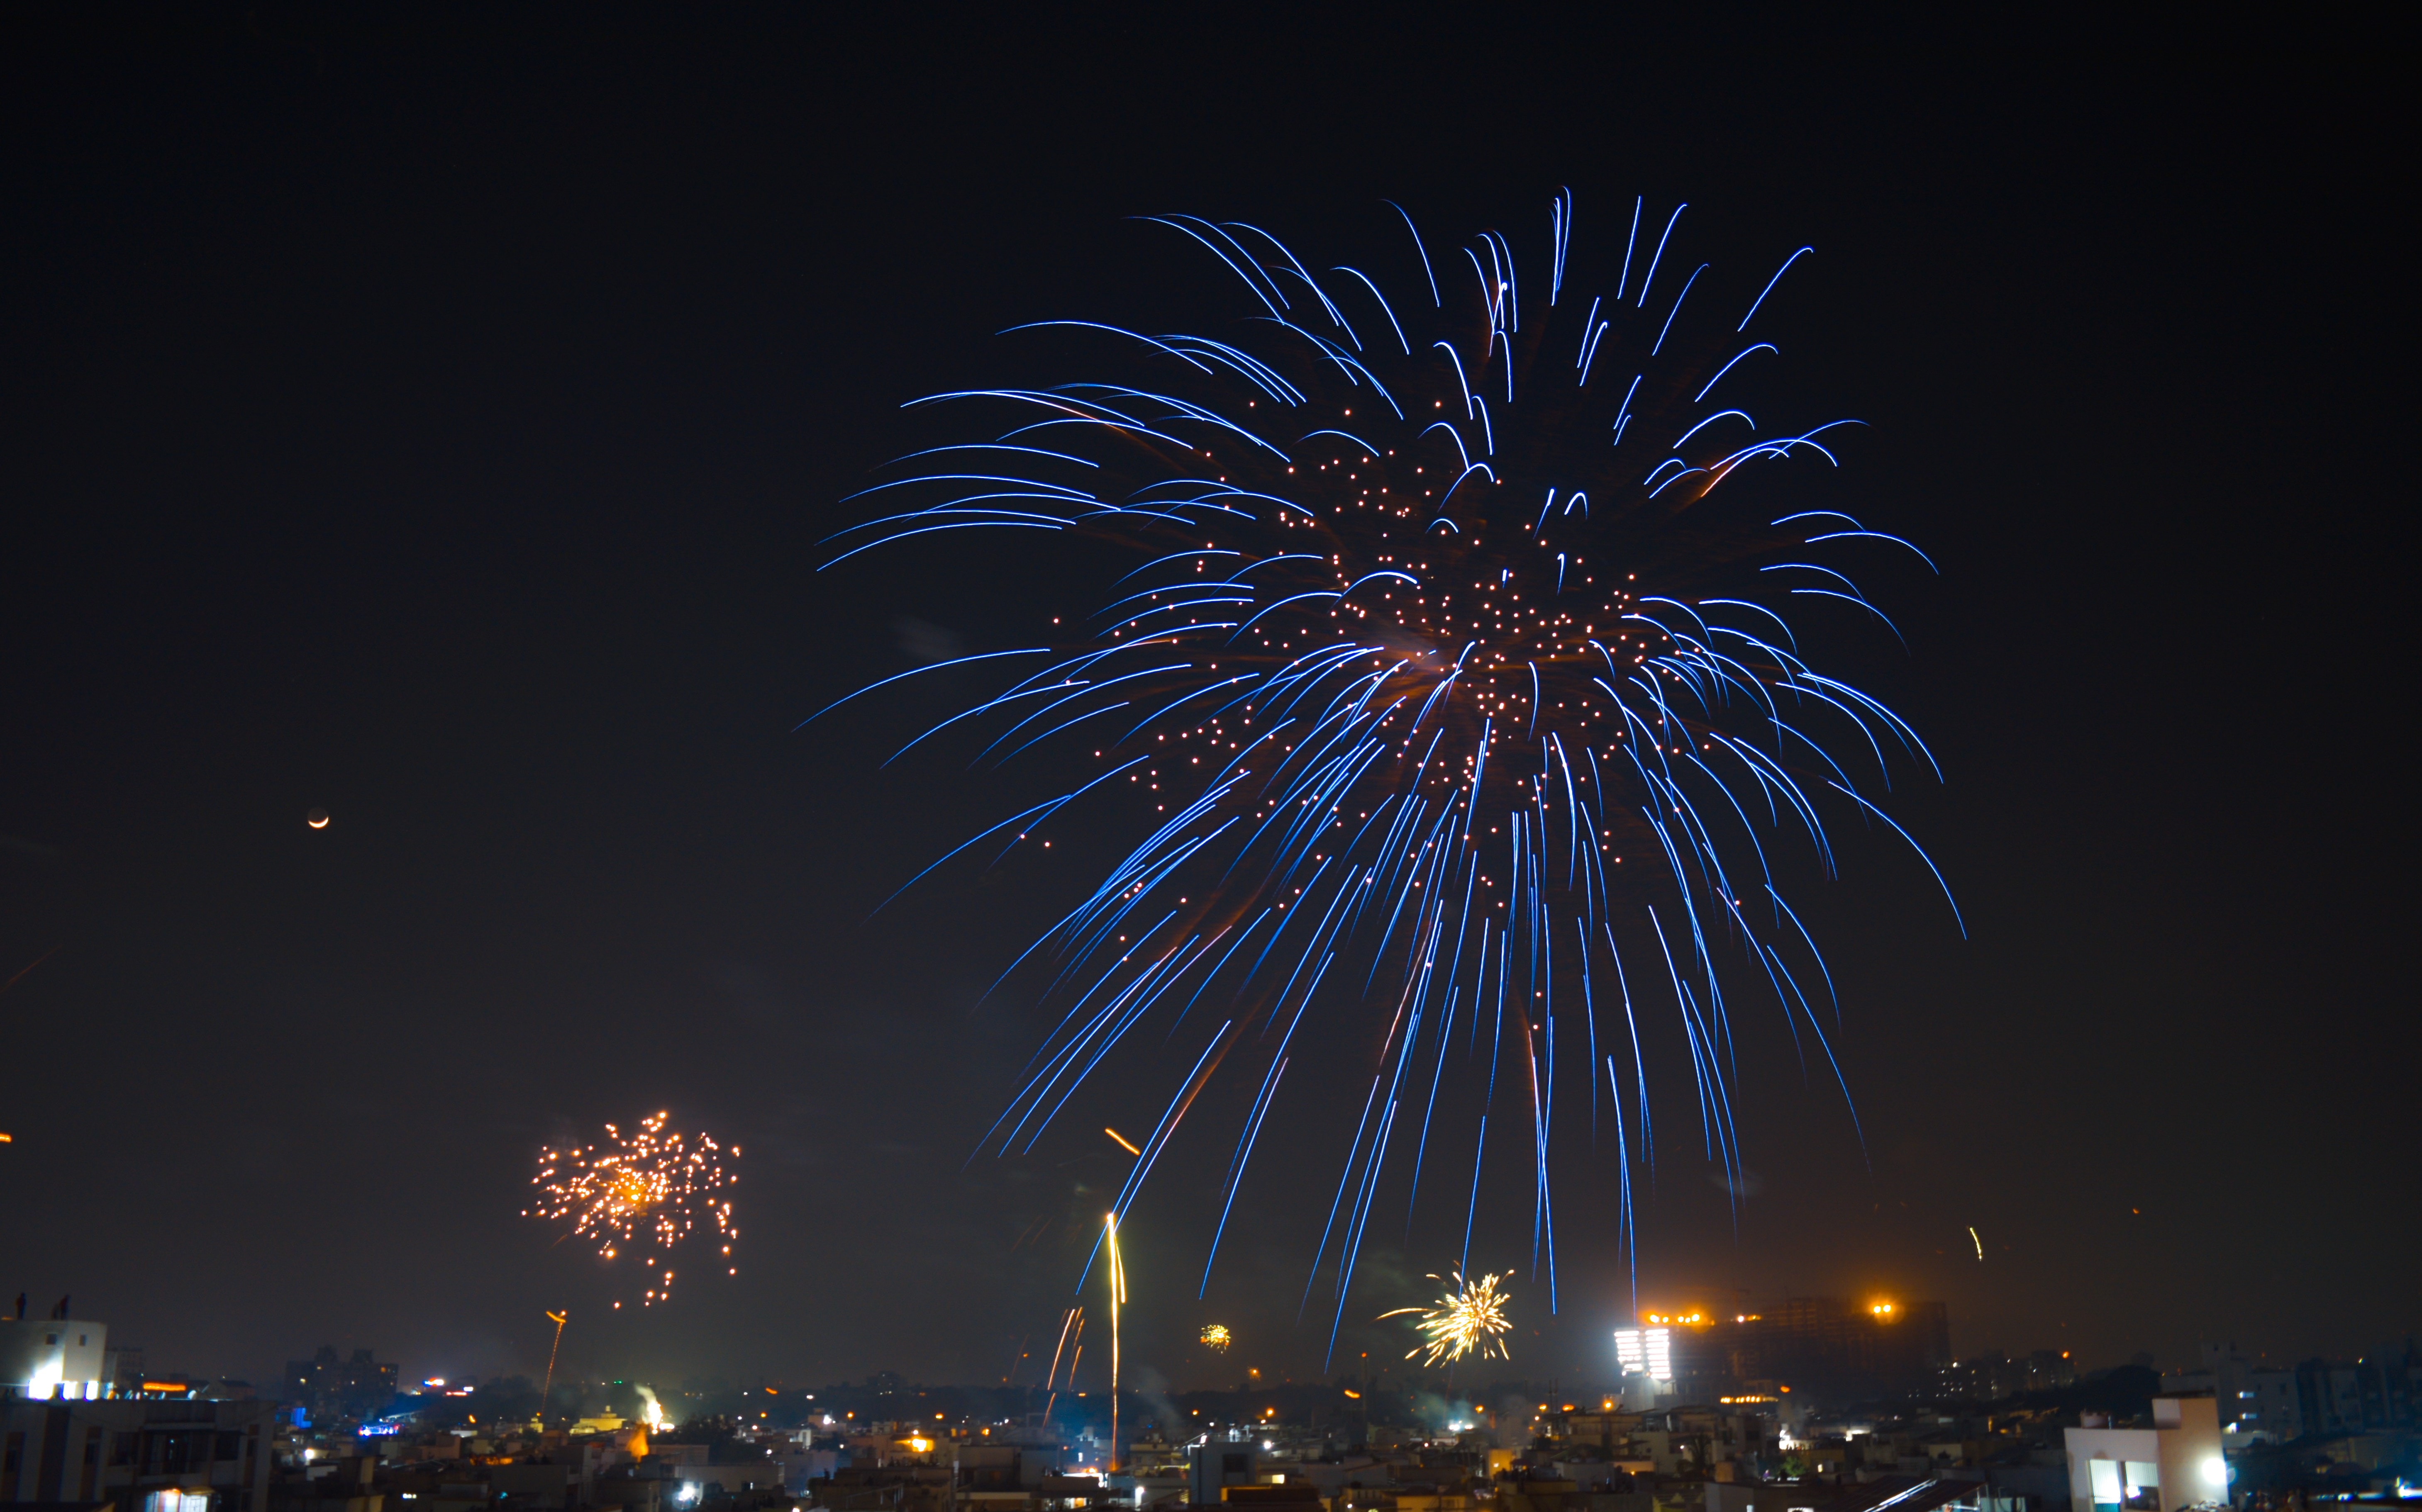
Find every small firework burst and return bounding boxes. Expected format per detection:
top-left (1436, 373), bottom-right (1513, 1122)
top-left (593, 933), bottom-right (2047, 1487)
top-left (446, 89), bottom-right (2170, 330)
top-left (1380, 1269), bottom-right (1512, 1367)
top-left (525, 1110), bottom-right (738, 1306)
top-left (1200, 1323), bottom-right (1233, 1353)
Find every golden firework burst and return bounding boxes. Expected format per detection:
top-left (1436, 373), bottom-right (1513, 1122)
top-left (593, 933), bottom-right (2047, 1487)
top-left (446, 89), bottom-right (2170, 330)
top-left (1379, 1269), bottom-right (1512, 1367)
top-left (524, 1110), bottom-right (738, 1306)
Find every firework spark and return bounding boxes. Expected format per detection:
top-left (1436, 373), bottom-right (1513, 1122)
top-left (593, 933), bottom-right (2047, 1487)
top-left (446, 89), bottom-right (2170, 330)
top-left (818, 191), bottom-right (1958, 1350)
top-left (1200, 1323), bottom-right (1233, 1353)
top-left (524, 1111), bottom-right (739, 1306)
top-left (1381, 1269), bottom-right (1513, 1367)
top-left (1042, 1306), bottom-right (1083, 1427)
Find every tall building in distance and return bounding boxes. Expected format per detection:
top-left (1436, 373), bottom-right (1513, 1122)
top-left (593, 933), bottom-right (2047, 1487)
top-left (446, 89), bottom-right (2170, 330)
top-left (1615, 1297), bottom-right (1951, 1402)
top-left (1935, 1348), bottom-right (2077, 1402)
top-left (1612, 1325), bottom-right (1676, 1383)
top-left (280, 1346), bottom-right (398, 1421)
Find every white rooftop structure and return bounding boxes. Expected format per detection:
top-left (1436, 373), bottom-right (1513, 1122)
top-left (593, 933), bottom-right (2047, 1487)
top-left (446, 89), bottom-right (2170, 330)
top-left (0, 1314), bottom-right (109, 1400)
top-left (2063, 1394), bottom-right (2225, 1512)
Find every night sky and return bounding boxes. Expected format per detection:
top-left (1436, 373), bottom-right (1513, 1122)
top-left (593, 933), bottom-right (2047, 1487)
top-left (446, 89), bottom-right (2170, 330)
top-left (4, 12), bottom-right (2408, 1396)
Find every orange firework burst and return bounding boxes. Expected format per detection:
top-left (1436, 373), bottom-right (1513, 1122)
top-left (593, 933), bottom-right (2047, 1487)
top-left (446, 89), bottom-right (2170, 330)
top-left (524, 1111), bottom-right (738, 1306)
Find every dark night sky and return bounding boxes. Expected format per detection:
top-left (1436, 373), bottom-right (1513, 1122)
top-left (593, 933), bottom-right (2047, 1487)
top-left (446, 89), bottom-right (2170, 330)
top-left (4, 11), bottom-right (2410, 1395)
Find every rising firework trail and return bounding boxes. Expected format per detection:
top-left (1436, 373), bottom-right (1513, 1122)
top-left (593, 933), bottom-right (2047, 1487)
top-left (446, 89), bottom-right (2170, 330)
top-left (539, 1310), bottom-right (568, 1419)
top-left (813, 190), bottom-right (1959, 1355)
top-left (524, 1111), bottom-right (740, 1307)
top-left (1105, 1212), bottom-right (1127, 1472)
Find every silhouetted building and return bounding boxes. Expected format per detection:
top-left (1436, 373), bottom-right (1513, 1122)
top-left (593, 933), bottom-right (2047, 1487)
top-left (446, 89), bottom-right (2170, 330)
top-left (280, 1351), bottom-right (397, 1422)
top-left (1, 1394), bottom-right (279, 1512)
top-left (2290, 1349), bottom-right (2417, 1434)
top-left (1637, 1299), bottom-right (1950, 1401)
top-left (2161, 1344), bottom-right (2299, 1444)
top-left (102, 1348), bottom-right (148, 1399)
top-left (2161, 1339), bottom-right (2420, 1440)
top-left (1937, 1349), bottom-right (2076, 1402)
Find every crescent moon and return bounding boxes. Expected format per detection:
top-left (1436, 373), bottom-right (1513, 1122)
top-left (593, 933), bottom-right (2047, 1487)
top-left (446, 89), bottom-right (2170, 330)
top-left (308, 817), bottom-right (329, 828)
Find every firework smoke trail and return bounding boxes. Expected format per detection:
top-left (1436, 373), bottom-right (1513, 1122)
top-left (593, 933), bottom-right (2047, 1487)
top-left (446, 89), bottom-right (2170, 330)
top-left (1379, 1269), bottom-right (1514, 1367)
top-left (814, 190), bottom-right (1959, 1353)
top-left (524, 1111), bottom-right (739, 1307)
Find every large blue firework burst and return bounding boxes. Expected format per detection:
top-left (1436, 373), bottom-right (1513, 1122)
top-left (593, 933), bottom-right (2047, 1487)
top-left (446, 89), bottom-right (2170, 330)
top-left (811, 190), bottom-right (1960, 1352)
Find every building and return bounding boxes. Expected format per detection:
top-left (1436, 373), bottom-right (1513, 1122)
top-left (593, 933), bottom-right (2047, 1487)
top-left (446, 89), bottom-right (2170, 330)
top-left (1, 1316), bottom-right (109, 1401)
top-left (1188, 1441), bottom-right (1262, 1506)
top-left (268, 1453), bottom-right (383, 1512)
top-left (2162, 1340), bottom-right (2419, 1442)
top-left (2290, 1351), bottom-right (2417, 1435)
top-left (105, 1348), bottom-right (151, 1398)
top-left (1612, 1330), bottom-right (1676, 1398)
top-left (281, 1350), bottom-right (398, 1422)
top-left (1936, 1351), bottom-right (2076, 1403)
top-left (1, 1393), bottom-right (280, 1512)
top-left (2224, 1371), bottom-right (2300, 1444)
top-left (2061, 1395), bottom-right (2223, 1512)
top-left (1719, 1299), bottom-right (1949, 1400)
top-left (1623, 1299), bottom-right (1951, 1402)
top-left (2160, 1345), bottom-right (2276, 1443)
